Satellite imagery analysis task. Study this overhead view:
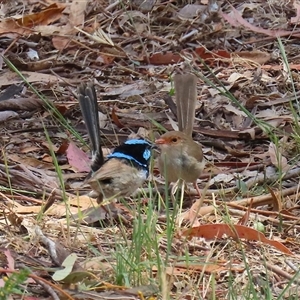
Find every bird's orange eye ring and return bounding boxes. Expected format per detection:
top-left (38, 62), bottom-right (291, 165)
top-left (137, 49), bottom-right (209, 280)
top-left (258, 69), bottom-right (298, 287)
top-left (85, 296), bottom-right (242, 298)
top-left (171, 138), bottom-right (178, 143)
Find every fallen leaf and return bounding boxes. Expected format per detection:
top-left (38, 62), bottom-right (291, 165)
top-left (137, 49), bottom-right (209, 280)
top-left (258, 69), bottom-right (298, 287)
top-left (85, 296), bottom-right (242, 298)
top-left (4, 249), bottom-right (15, 270)
top-left (223, 104), bottom-right (247, 117)
top-left (0, 3), bottom-right (66, 35)
top-left (52, 253), bottom-right (78, 281)
top-left (148, 52), bottom-right (182, 65)
top-left (178, 4), bottom-right (206, 20)
top-left (182, 224), bottom-right (293, 255)
top-left (0, 111), bottom-right (18, 122)
top-left (220, 7), bottom-right (300, 38)
top-left (0, 70), bottom-right (63, 85)
top-left (0, 97), bottom-right (43, 111)
top-left (232, 50), bottom-right (271, 65)
top-left (208, 173), bottom-right (235, 186)
top-left (69, 0), bottom-right (87, 27)
top-left (66, 141), bottom-right (90, 172)
top-left (111, 107), bottom-right (125, 128)
top-left (19, 146), bottom-right (41, 154)
top-left (262, 64), bottom-right (300, 71)
top-left (194, 47), bottom-right (231, 62)
top-left (268, 142), bottom-right (289, 172)
top-left (8, 154), bottom-right (53, 170)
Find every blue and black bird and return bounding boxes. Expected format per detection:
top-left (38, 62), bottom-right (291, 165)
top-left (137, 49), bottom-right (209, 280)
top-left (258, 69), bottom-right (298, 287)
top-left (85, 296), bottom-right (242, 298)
top-left (78, 82), bottom-right (153, 204)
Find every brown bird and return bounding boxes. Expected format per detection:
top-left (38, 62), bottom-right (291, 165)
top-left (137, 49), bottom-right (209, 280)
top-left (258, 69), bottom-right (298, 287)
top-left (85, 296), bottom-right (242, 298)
top-left (155, 73), bottom-right (204, 197)
top-left (78, 82), bottom-right (153, 204)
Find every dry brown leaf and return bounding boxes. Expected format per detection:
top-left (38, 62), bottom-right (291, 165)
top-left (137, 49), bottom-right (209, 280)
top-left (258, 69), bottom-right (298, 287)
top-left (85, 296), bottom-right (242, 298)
top-left (13, 205), bottom-right (41, 215)
top-left (9, 154), bottom-right (53, 170)
top-left (41, 155), bottom-right (53, 163)
top-left (0, 3), bottom-right (66, 35)
top-left (238, 127), bottom-right (255, 139)
top-left (111, 107), bottom-right (125, 128)
top-left (0, 70), bottom-right (63, 85)
top-left (34, 24), bottom-right (73, 36)
top-left (46, 204), bottom-right (81, 217)
top-left (0, 111), bottom-right (18, 122)
top-left (232, 50), bottom-right (271, 65)
top-left (268, 142), bottom-right (289, 172)
top-left (68, 195), bottom-right (97, 208)
top-left (41, 141), bottom-right (59, 152)
top-left (208, 173), bottom-right (235, 186)
top-left (227, 71), bottom-right (253, 83)
top-left (148, 52), bottom-right (182, 65)
top-left (178, 4), bottom-right (206, 20)
top-left (19, 146), bottom-right (41, 154)
top-left (223, 104), bottom-right (247, 117)
top-left (182, 224), bottom-right (293, 255)
top-left (69, 0), bottom-right (87, 27)
top-left (0, 97), bottom-right (43, 111)
top-left (52, 35), bottom-right (73, 51)
top-left (221, 7), bottom-right (300, 38)
top-left (262, 64), bottom-right (300, 71)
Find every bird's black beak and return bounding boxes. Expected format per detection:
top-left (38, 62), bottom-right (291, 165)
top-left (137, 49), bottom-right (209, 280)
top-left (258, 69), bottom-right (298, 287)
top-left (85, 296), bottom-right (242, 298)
top-left (151, 143), bottom-right (158, 150)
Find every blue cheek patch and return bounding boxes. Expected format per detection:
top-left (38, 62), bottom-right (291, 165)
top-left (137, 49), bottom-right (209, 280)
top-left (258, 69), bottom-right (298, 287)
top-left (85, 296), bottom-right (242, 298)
top-left (125, 139), bottom-right (151, 146)
top-left (143, 149), bottom-right (151, 160)
top-left (107, 152), bottom-right (147, 168)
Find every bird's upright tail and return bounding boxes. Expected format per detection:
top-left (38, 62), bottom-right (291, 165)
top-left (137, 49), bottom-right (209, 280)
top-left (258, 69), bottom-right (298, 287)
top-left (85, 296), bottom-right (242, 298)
top-left (78, 82), bottom-right (104, 172)
top-left (174, 73), bottom-right (197, 137)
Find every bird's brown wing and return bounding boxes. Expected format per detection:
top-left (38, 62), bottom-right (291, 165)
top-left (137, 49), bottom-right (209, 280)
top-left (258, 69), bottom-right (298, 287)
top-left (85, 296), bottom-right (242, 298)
top-left (188, 140), bottom-right (203, 162)
top-left (87, 158), bottom-right (143, 199)
top-left (88, 159), bottom-right (125, 183)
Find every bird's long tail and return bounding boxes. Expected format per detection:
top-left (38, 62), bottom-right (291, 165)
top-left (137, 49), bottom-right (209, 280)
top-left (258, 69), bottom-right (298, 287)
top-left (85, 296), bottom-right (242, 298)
top-left (78, 82), bottom-right (104, 172)
top-left (174, 73), bottom-right (197, 137)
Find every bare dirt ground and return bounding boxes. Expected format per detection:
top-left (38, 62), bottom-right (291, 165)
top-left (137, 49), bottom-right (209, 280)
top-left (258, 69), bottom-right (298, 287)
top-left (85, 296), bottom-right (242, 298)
top-left (1, 0), bottom-right (300, 299)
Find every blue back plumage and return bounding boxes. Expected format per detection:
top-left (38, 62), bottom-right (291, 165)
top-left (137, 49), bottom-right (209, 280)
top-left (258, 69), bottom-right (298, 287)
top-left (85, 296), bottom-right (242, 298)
top-left (107, 139), bottom-right (152, 174)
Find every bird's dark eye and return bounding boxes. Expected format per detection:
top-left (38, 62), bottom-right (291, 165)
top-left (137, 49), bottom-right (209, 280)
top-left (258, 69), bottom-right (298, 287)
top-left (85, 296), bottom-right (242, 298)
top-left (171, 138), bottom-right (178, 143)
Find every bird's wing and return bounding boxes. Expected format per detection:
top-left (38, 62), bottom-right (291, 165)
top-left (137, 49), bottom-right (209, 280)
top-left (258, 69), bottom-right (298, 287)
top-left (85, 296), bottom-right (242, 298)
top-left (190, 141), bottom-right (203, 162)
top-left (88, 159), bottom-right (127, 183)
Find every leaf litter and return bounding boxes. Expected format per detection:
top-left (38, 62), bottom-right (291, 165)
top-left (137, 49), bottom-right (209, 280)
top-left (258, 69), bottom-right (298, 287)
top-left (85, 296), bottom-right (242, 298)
top-left (1, 0), bottom-right (300, 299)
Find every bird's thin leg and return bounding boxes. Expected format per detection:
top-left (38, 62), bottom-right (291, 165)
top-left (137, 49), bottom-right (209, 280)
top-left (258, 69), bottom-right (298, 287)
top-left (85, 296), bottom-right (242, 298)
top-left (104, 202), bottom-right (118, 226)
top-left (177, 179), bottom-right (185, 227)
top-left (170, 180), bottom-right (178, 207)
top-left (193, 181), bottom-right (202, 199)
top-left (170, 179), bottom-right (186, 227)
top-left (171, 180), bottom-right (178, 195)
top-left (171, 179), bottom-right (185, 207)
